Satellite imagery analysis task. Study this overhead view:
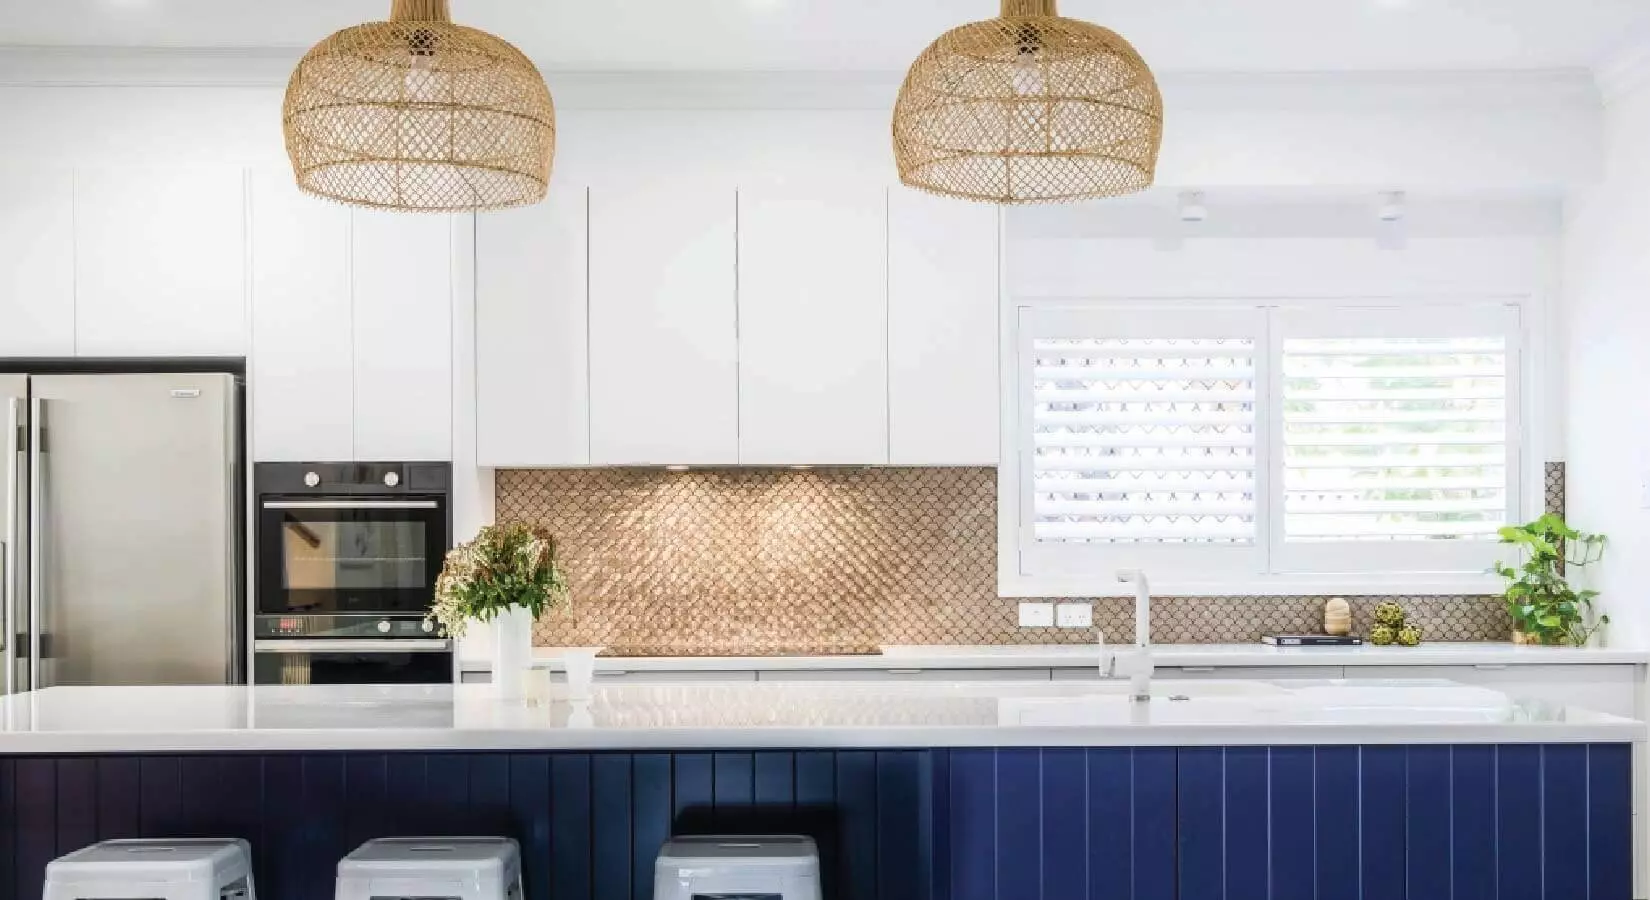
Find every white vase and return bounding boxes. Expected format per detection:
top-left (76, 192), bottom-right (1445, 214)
top-left (490, 606), bottom-right (534, 701)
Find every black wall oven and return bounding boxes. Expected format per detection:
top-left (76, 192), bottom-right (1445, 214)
top-left (253, 462), bottom-right (454, 685)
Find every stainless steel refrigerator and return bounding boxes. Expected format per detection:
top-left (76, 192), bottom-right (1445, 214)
top-left (1, 372), bottom-right (242, 691)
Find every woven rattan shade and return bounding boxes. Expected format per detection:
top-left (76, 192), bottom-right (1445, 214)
top-left (893, 0), bottom-right (1163, 204)
top-left (284, 0), bottom-right (556, 212)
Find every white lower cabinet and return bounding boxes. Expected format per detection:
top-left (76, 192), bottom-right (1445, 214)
top-left (1053, 665), bottom-right (1345, 681)
top-left (757, 668), bottom-right (1050, 682)
top-left (1355, 664), bottom-right (1639, 718)
top-left (590, 670), bottom-right (758, 684)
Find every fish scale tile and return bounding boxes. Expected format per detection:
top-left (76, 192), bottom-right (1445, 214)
top-left (496, 468), bottom-right (1517, 655)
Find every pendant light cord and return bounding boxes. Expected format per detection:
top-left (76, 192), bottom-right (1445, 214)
top-left (390, 0), bottom-right (451, 22)
top-left (1001, 0), bottom-right (1057, 16)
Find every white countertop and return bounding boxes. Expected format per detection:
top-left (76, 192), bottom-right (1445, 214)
top-left (0, 679), bottom-right (1639, 754)
top-left (461, 642), bottom-right (1650, 673)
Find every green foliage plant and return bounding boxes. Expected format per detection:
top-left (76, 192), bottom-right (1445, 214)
top-left (1494, 514), bottom-right (1607, 646)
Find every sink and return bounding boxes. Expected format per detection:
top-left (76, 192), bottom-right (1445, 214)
top-left (997, 680), bottom-right (1291, 726)
top-left (997, 681), bottom-right (1521, 727)
top-left (1072, 680), bottom-right (1290, 698)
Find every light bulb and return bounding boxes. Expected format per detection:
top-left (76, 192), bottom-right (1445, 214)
top-left (403, 28), bottom-right (439, 103)
top-left (1013, 46), bottom-right (1045, 97)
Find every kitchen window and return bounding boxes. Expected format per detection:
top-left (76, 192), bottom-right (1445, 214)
top-left (1002, 301), bottom-right (1526, 596)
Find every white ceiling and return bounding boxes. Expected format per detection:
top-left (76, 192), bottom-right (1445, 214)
top-left (1, 0), bottom-right (1647, 73)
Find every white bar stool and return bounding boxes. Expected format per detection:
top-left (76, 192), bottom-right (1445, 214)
top-left (335, 837), bottom-right (523, 900)
top-left (654, 835), bottom-right (822, 900)
top-left (43, 838), bottom-right (256, 900)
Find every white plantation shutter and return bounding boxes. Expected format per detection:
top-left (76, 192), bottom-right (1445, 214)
top-left (1018, 307), bottom-right (1265, 577)
top-left (1272, 305), bottom-right (1521, 575)
top-left (1008, 302), bottom-right (1527, 592)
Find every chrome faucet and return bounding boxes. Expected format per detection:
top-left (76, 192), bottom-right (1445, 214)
top-left (1114, 569), bottom-right (1154, 702)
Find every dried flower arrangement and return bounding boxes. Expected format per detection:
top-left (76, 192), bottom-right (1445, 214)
top-left (428, 523), bottom-right (568, 638)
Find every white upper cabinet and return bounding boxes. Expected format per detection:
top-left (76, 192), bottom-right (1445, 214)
top-left (248, 171), bottom-right (354, 462)
top-left (476, 185), bottom-right (590, 467)
top-left (887, 188), bottom-right (1001, 465)
top-left (352, 210), bottom-right (455, 462)
top-left (73, 166), bottom-right (247, 357)
top-left (0, 167), bottom-right (75, 357)
top-left (588, 183), bottom-right (738, 465)
top-left (737, 183), bottom-right (889, 465)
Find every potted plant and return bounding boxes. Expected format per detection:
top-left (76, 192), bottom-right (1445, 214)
top-left (1493, 513), bottom-right (1607, 647)
top-left (430, 523), bottom-right (569, 698)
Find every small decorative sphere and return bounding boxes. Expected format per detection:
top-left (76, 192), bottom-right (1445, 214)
top-left (1370, 624), bottom-right (1398, 646)
top-left (1398, 624), bottom-right (1424, 647)
top-left (1373, 602), bottom-right (1406, 628)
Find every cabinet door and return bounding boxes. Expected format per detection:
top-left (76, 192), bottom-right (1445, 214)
top-left (248, 170), bottom-right (353, 462)
top-left (758, 668), bottom-right (1050, 682)
top-left (588, 670), bottom-right (758, 684)
top-left (476, 185), bottom-right (590, 466)
top-left (1051, 665), bottom-right (1346, 681)
top-left (588, 183), bottom-right (738, 465)
top-left (888, 188), bottom-right (1000, 465)
top-left (352, 210), bottom-right (455, 461)
top-left (0, 167), bottom-right (74, 357)
top-left (74, 166), bottom-right (247, 356)
top-left (738, 183), bottom-right (889, 465)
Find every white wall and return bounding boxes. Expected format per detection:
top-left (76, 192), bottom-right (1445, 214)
top-left (1562, 82), bottom-right (1650, 646)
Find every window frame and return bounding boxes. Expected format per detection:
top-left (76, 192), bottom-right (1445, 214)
top-left (999, 296), bottom-right (1539, 598)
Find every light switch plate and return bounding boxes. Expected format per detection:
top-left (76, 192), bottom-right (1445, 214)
top-left (1018, 602), bottom-right (1056, 628)
top-left (1056, 602), bottom-right (1094, 628)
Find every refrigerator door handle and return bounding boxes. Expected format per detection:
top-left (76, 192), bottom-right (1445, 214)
top-left (2, 397), bottom-right (18, 694)
top-left (27, 398), bottom-right (42, 691)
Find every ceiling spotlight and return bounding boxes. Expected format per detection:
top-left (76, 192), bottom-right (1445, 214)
top-left (1377, 191), bottom-right (1407, 223)
top-left (1179, 191), bottom-right (1208, 224)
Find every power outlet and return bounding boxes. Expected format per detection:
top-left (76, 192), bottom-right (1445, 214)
top-left (1056, 602), bottom-right (1094, 628)
top-left (1018, 602), bottom-right (1056, 628)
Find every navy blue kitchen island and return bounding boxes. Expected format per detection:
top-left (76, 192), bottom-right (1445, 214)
top-left (0, 683), bottom-right (1638, 900)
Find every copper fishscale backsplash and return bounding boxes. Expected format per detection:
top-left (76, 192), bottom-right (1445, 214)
top-left (495, 467), bottom-right (1518, 656)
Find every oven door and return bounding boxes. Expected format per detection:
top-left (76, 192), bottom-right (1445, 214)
top-left (257, 498), bottom-right (448, 617)
top-left (253, 639), bottom-right (454, 685)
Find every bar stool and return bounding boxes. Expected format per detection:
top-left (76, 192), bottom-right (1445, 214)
top-left (43, 838), bottom-right (256, 900)
top-left (654, 835), bottom-right (822, 900)
top-left (335, 837), bottom-right (523, 900)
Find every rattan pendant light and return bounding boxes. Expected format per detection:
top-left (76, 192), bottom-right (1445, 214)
top-left (893, 0), bottom-right (1163, 204)
top-left (284, 0), bottom-right (556, 212)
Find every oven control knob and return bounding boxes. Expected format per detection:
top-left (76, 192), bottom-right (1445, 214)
top-left (376, 620), bottom-right (393, 634)
top-left (383, 471), bottom-right (401, 487)
top-left (303, 471), bottom-right (321, 488)
top-left (421, 620), bottom-right (435, 633)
